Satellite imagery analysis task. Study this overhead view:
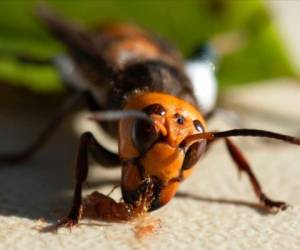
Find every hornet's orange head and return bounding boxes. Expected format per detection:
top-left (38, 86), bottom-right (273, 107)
top-left (119, 92), bottom-right (207, 211)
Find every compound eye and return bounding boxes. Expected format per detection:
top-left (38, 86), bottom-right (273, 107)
top-left (132, 118), bottom-right (159, 155)
top-left (182, 141), bottom-right (206, 170)
top-left (132, 103), bottom-right (165, 155)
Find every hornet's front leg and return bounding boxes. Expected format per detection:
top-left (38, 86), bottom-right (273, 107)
top-left (225, 138), bottom-right (287, 213)
top-left (58, 132), bottom-right (139, 228)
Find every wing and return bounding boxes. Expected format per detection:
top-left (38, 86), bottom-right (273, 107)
top-left (37, 5), bottom-right (114, 79)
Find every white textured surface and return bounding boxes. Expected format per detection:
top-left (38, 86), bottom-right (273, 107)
top-left (1, 79), bottom-right (300, 250)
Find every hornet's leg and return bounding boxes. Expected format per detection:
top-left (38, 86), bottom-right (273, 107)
top-left (0, 91), bottom-right (83, 164)
top-left (89, 137), bottom-right (120, 167)
top-left (182, 129), bottom-right (300, 212)
top-left (58, 132), bottom-right (140, 228)
top-left (225, 138), bottom-right (287, 212)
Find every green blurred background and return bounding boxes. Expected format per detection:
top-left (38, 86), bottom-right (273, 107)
top-left (0, 0), bottom-right (296, 93)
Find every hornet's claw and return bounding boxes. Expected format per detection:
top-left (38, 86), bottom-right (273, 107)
top-left (57, 206), bottom-right (83, 230)
top-left (260, 194), bottom-right (288, 213)
top-left (57, 216), bottom-right (79, 231)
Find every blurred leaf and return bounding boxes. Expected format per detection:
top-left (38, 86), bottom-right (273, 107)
top-left (0, 0), bottom-right (295, 92)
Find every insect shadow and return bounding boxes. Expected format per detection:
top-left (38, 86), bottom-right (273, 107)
top-left (175, 192), bottom-right (270, 215)
top-left (0, 86), bottom-right (81, 221)
top-left (88, 178), bottom-right (271, 216)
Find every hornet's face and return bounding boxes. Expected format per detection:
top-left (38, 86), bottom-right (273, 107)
top-left (119, 92), bottom-right (207, 211)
